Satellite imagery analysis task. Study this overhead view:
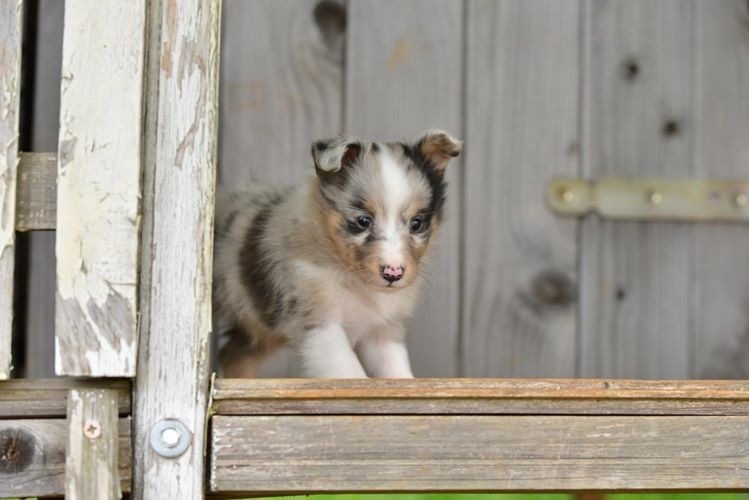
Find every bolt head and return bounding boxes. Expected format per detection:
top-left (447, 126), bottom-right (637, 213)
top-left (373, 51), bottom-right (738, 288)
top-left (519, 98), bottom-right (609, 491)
top-left (161, 427), bottom-right (181, 448)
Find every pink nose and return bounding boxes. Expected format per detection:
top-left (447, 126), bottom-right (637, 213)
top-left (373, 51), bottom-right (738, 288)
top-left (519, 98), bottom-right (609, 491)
top-left (381, 265), bottom-right (404, 283)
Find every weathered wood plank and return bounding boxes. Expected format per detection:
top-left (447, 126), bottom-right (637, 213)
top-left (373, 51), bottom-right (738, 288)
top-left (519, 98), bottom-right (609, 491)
top-left (344, 0), bottom-right (463, 376)
top-left (66, 389), bottom-right (121, 500)
top-left (219, 0), bottom-right (344, 376)
top-left (132, 0), bottom-right (222, 498)
top-left (0, 0), bottom-right (23, 380)
top-left (212, 378), bottom-right (749, 415)
top-left (0, 378), bottom-right (130, 418)
top-left (579, 0), bottom-right (694, 378)
top-left (0, 418), bottom-right (131, 498)
top-left (54, 0), bottom-right (147, 376)
top-left (691, 0), bottom-right (749, 379)
top-left (211, 414), bottom-right (749, 492)
top-left (16, 152), bottom-right (56, 231)
top-left (462, 0), bottom-right (580, 377)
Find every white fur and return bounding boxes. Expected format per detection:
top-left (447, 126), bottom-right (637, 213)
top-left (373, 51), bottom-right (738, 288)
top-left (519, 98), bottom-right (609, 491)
top-left (357, 326), bottom-right (413, 378)
top-left (379, 151), bottom-right (409, 267)
top-left (299, 323), bottom-right (367, 377)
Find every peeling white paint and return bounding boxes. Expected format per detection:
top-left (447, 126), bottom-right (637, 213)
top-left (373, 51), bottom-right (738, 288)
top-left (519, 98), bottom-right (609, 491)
top-left (0, 1), bottom-right (23, 380)
top-left (55, 0), bottom-right (146, 377)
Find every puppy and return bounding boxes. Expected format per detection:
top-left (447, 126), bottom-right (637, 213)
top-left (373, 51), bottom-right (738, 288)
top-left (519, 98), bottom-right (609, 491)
top-left (213, 129), bottom-right (462, 378)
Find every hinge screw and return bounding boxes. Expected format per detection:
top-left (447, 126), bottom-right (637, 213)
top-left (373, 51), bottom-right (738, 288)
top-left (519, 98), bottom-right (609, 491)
top-left (646, 190), bottom-right (662, 205)
top-left (734, 193), bottom-right (748, 208)
top-left (558, 188), bottom-right (574, 203)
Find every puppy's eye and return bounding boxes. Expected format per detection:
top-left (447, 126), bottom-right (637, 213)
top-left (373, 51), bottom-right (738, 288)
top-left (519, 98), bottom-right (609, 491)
top-left (356, 215), bottom-right (372, 229)
top-left (409, 215), bottom-right (425, 233)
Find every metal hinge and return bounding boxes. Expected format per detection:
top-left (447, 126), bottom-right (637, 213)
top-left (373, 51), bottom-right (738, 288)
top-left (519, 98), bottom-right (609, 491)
top-left (546, 178), bottom-right (749, 222)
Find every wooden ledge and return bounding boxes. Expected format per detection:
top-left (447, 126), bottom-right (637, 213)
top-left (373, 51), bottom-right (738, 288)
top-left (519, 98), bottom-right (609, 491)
top-left (212, 378), bottom-right (749, 415)
top-left (0, 378), bottom-right (130, 418)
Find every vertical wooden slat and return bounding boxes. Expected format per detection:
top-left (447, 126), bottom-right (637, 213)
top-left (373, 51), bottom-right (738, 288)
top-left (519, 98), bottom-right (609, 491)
top-left (66, 388), bottom-right (121, 500)
top-left (0, 0), bottom-right (23, 379)
top-left (580, 0), bottom-right (694, 378)
top-left (133, 0), bottom-right (221, 497)
top-left (692, 0), bottom-right (749, 379)
top-left (219, 0), bottom-right (344, 376)
top-left (54, 1), bottom-right (147, 376)
top-left (345, 0), bottom-right (463, 376)
top-left (462, 0), bottom-right (579, 377)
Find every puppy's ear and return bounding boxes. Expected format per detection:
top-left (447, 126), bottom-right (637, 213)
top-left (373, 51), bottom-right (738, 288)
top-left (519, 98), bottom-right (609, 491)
top-left (311, 137), bottom-right (362, 177)
top-left (415, 129), bottom-right (462, 172)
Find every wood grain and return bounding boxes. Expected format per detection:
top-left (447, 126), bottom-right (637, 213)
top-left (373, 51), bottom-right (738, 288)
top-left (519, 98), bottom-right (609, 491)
top-left (212, 378), bottom-right (749, 415)
top-left (0, 0), bottom-right (23, 379)
top-left (579, 0), bottom-right (694, 378)
top-left (211, 414), bottom-right (749, 492)
top-left (691, 0), bottom-right (749, 379)
top-left (16, 152), bottom-right (56, 231)
top-left (0, 378), bottom-right (130, 418)
top-left (0, 418), bottom-right (131, 498)
top-left (132, 0), bottom-right (221, 498)
top-left (55, 0), bottom-right (146, 376)
top-left (345, 0), bottom-right (463, 376)
top-left (462, 0), bottom-right (580, 377)
top-left (219, 0), bottom-right (344, 376)
top-left (66, 389), bottom-right (121, 500)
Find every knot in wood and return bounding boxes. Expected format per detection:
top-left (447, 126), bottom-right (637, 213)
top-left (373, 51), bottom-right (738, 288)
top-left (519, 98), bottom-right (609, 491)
top-left (0, 429), bottom-right (35, 473)
top-left (313, 1), bottom-right (346, 37)
top-left (530, 270), bottom-right (575, 309)
top-left (621, 57), bottom-right (640, 81)
top-left (662, 119), bottom-right (681, 138)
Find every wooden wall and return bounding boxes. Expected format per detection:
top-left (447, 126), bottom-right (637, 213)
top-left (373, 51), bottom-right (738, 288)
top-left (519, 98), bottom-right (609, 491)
top-left (17, 0), bottom-right (749, 379)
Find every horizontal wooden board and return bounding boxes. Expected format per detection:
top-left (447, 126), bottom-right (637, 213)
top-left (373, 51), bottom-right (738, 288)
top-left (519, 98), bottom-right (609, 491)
top-left (0, 378), bottom-right (130, 418)
top-left (211, 414), bottom-right (749, 493)
top-left (0, 418), bottom-right (131, 498)
top-left (212, 378), bottom-right (749, 415)
top-left (16, 152), bottom-right (56, 231)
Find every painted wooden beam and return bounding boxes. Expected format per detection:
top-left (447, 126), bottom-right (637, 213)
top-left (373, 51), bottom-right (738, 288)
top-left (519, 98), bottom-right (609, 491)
top-left (132, 0), bottom-right (222, 498)
top-left (66, 389), bottom-right (121, 500)
top-left (54, 0), bottom-right (147, 376)
top-left (0, 0), bottom-right (23, 380)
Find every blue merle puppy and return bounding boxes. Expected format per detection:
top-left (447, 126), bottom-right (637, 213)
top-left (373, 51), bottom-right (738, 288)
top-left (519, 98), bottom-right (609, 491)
top-left (213, 129), bottom-right (462, 378)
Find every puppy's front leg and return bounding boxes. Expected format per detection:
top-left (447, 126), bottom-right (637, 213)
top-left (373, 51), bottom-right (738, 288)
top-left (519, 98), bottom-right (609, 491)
top-left (298, 323), bottom-right (367, 378)
top-left (357, 323), bottom-right (414, 378)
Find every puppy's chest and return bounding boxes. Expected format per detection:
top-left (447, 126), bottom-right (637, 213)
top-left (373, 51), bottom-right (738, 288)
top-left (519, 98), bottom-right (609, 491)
top-left (338, 289), bottom-right (412, 336)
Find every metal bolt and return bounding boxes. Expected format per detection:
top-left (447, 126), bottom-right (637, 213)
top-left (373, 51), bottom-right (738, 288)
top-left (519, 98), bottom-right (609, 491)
top-left (83, 420), bottom-right (101, 439)
top-left (646, 190), bottom-right (662, 205)
top-left (150, 419), bottom-right (191, 458)
top-left (735, 193), bottom-right (748, 208)
top-left (161, 427), bottom-right (180, 448)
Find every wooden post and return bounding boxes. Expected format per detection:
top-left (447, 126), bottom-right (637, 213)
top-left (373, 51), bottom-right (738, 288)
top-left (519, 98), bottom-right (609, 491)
top-left (132, 0), bottom-right (221, 498)
top-left (54, 0), bottom-right (147, 377)
top-left (0, 0), bottom-right (23, 379)
top-left (66, 388), bottom-right (121, 500)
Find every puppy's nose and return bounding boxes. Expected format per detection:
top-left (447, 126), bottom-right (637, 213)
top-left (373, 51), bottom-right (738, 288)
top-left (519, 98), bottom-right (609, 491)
top-left (381, 265), bottom-right (404, 283)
